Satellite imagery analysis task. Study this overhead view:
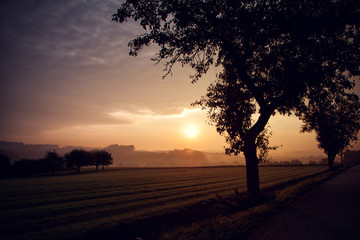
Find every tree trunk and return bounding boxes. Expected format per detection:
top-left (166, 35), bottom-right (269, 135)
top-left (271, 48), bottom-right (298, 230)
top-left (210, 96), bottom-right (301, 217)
top-left (243, 108), bottom-right (274, 198)
top-left (244, 140), bottom-right (260, 198)
top-left (328, 153), bottom-right (336, 170)
top-left (76, 165), bottom-right (81, 173)
top-left (340, 150), bottom-right (344, 168)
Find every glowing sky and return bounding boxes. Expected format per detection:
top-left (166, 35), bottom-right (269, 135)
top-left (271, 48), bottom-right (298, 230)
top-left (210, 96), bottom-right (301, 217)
top-left (0, 0), bottom-right (359, 158)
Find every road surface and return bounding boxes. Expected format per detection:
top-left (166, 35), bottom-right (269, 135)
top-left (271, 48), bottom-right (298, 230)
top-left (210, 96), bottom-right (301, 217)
top-left (249, 165), bottom-right (360, 240)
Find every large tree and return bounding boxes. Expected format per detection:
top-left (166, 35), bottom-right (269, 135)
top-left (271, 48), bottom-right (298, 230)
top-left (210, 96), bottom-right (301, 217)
top-left (113, 0), bottom-right (360, 197)
top-left (301, 89), bottom-right (360, 170)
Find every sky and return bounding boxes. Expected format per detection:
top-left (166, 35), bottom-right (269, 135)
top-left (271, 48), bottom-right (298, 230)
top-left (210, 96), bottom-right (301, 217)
top-left (1, 0), bottom-right (359, 159)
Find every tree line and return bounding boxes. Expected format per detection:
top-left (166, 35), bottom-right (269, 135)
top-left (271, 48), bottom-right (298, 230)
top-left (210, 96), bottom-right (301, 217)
top-left (0, 149), bottom-right (113, 177)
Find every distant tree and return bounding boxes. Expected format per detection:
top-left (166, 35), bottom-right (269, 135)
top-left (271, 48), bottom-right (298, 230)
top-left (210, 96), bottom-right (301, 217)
top-left (0, 154), bottom-right (12, 177)
top-left (13, 159), bottom-right (42, 175)
top-left (41, 150), bottom-right (64, 175)
top-left (344, 150), bottom-right (360, 167)
top-left (167, 149), bottom-right (209, 167)
top-left (290, 159), bottom-right (303, 165)
top-left (339, 146), bottom-right (350, 168)
top-left (64, 149), bottom-right (92, 173)
top-left (113, 0), bottom-right (360, 197)
top-left (105, 144), bottom-right (135, 152)
top-left (91, 150), bottom-right (113, 170)
top-left (301, 90), bottom-right (360, 170)
top-left (319, 158), bottom-right (328, 166)
top-left (308, 160), bottom-right (318, 166)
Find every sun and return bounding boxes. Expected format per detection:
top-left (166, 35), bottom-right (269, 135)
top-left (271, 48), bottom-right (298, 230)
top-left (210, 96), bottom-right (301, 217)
top-left (184, 125), bottom-right (199, 139)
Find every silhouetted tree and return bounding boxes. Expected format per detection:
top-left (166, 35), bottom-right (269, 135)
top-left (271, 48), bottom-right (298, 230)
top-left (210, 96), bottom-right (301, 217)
top-left (41, 150), bottom-right (64, 174)
top-left (319, 158), bottom-right (329, 166)
top-left (13, 159), bottom-right (43, 175)
top-left (344, 150), bottom-right (360, 167)
top-left (301, 91), bottom-right (360, 170)
top-left (113, 0), bottom-right (360, 197)
top-left (0, 154), bottom-right (12, 177)
top-left (308, 160), bottom-right (318, 166)
top-left (91, 150), bottom-right (113, 170)
top-left (65, 149), bottom-right (92, 173)
top-left (290, 159), bottom-right (303, 165)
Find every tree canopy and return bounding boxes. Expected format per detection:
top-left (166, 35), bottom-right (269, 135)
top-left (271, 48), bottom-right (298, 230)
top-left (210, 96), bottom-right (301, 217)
top-left (65, 149), bottom-right (92, 173)
top-left (91, 150), bottom-right (113, 170)
top-left (41, 150), bottom-right (64, 174)
top-left (301, 89), bottom-right (360, 170)
top-left (64, 149), bottom-right (113, 173)
top-left (113, 0), bottom-right (360, 196)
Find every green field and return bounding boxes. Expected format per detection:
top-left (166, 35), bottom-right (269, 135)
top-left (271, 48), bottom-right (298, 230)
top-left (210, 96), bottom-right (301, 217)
top-left (0, 166), bottom-right (326, 240)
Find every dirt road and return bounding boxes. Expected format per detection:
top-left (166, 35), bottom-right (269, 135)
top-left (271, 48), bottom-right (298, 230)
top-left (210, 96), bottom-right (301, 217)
top-left (249, 165), bottom-right (360, 240)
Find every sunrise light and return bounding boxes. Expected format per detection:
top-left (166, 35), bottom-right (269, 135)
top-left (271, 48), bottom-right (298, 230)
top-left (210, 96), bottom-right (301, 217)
top-left (184, 124), bottom-right (199, 139)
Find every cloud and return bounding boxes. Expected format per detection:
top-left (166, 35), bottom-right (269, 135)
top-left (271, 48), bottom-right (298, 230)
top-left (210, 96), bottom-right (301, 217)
top-left (0, 0), bottom-right (137, 68)
top-left (108, 107), bottom-right (203, 123)
top-left (30, 105), bottom-right (207, 149)
top-left (0, 0), bottom-right (212, 148)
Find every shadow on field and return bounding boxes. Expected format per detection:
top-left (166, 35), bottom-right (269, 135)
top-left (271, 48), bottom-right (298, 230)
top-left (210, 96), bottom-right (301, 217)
top-left (77, 170), bottom-right (328, 240)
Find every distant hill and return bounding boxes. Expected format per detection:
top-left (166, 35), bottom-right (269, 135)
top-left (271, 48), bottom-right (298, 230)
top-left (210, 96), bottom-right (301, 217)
top-left (104, 145), bottom-right (210, 167)
top-left (0, 141), bottom-right (94, 163)
top-left (0, 141), bottom-right (59, 162)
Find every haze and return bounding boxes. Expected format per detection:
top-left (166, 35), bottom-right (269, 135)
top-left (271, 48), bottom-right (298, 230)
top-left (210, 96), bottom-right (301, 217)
top-left (1, 0), bottom-right (359, 160)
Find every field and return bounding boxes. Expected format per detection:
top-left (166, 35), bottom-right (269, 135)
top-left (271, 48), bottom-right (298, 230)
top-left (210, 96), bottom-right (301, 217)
top-left (0, 166), bottom-right (327, 240)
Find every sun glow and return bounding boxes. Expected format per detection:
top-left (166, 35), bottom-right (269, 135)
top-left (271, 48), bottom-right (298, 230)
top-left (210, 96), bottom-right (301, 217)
top-left (184, 125), bottom-right (199, 139)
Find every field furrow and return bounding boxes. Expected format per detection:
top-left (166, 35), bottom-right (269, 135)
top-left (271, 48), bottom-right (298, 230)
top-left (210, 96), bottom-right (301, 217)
top-left (0, 166), bottom-right (327, 240)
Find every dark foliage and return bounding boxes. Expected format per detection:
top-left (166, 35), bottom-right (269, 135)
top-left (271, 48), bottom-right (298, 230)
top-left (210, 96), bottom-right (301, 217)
top-left (64, 149), bottom-right (93, 173)
top-left (301, 90), bottom-right (360, 170)
top-left (4, 149), bottom-right (114, 176)
top-left (0, 154), bottom-right (12, 177)
top-left (64, 149), bottom-right (114, 172)
top-left (91, 149), bottom-right (113, 170)
top-left (41, 150), bottom-right (65, 174)
top-left (344, 150), bottom-right (360, 167)
top-left (12, 159), bottom-right (45, 175)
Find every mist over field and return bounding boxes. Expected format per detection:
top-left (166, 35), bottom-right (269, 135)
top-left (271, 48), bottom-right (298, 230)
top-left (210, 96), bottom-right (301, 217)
top-left (0, 140), bottom-right (330, 168)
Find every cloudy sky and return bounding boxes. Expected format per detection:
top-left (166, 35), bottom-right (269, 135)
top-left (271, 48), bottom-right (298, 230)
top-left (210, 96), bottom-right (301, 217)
top-left (0, 0), bottom-right (358, 158)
